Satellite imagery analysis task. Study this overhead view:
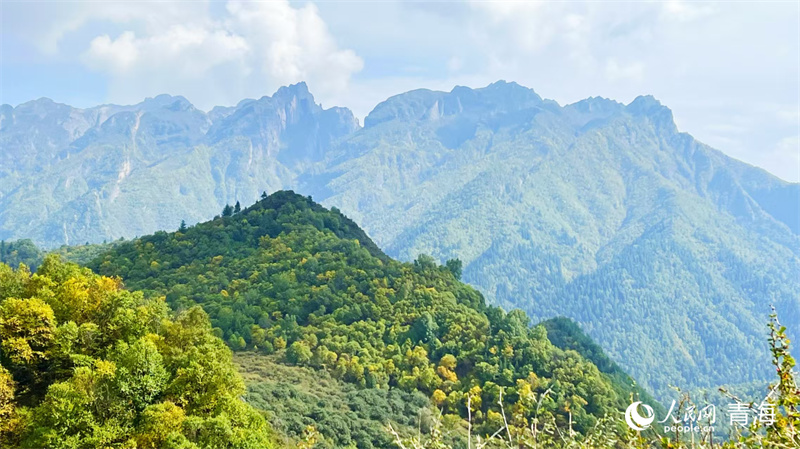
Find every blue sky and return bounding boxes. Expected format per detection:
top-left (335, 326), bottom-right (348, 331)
top-left (1, 0), bottom-right (798, 181)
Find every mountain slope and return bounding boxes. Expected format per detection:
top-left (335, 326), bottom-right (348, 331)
top-left (88, 191), bottom-right (646, 437)
top-left (302, 82), bottom-right (800, 398)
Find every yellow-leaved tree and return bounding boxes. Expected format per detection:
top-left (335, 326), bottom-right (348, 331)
top-left (0, 256), bottom-right (274, 449)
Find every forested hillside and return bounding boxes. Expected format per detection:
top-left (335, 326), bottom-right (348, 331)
top-left (305, 83), bottom-right (800, 399)
top-left (0, 256), bottom-right (272, 448)
top-left (88, 191), bottom-right (645, 441)
top-left (3, 194), bottom-right (798, 448)
top-left (0, 239), bottom-right (119, 271)
top-left (4, 81), bottom-right (798, 402)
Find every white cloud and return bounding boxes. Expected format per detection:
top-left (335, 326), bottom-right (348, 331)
top-left (468, 1), bottom-right (559, 51)
top-left (447, 56), bottom-right (463, 73)
top-left (605, 59), bottom-right (645, 82)
top-left (774, 105), bottom-right (800, 126)
top-left (84, 32), bottom-right (140, 73)
top-left (661, 0), bottom-right (717, 22)
top-left (3, 1), bottom-right (211, 55)
top-left (83, 25), bottom-right (249, 75)
top-left (13, 0), bottom-right (363, 110)
top-left (224, 1), bottom-right (363, 96)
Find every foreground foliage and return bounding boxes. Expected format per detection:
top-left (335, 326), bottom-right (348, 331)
top-left (0, 256), bottom-right (273, 449)
top-left (90, 191), bottom-right (640, 438)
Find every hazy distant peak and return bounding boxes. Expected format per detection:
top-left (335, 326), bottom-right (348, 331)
top-left (627, 94), bottom-right (668, 114)
top-left (140, 94), bottom-right (196, 112)
top-left (364, 81), bottom-right (547, 128)
top-left (201, 82), bottom-right (358, 164)
top-left (478, 80), bottom-right (541, 99)
top-left (208, 105), bottom-right (237, 123)
top-left (626, 94), bottom-right (677, 132)
top-left (148, 93), bottom-right (186, 103)
top-left (21, 97), bottom-right (57, 106)
top-left (272, 82), bottom-right (314, 103)
top-left (567, 96), bottom-right (625, 113)
top-left (236, 98), bottom-right (257, 108)
top-left (14, 97), bottom-right (64, 113)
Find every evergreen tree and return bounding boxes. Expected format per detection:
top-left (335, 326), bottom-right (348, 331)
top-left (222, 204), bottom-right (234, 217)
top-left (445, 258), bottom-right (462, 280)
top-left (234, 201), bottom-right (242, 214)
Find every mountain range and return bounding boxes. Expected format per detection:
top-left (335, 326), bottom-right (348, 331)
top-left (2, 81), bottom-right (798, 400)
top-left (0, 84), bottom-right (358, 246)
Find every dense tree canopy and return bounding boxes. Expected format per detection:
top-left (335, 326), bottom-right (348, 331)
top-left (0, 239), bottom-right (119, 272)
top-left (0, 256), bottom-right (273, 449)
top-left (90, 191), bottom-right (640, 437)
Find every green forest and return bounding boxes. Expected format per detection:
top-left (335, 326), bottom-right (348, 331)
top-left (0, 256), bottom-right (273, 448)
top-left (87, 191), bottom-right (638, 435)
top-left (1, 191), bottom-right (797, 448)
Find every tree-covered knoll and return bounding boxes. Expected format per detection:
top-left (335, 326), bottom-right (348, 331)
top-left (0, 256), bottom-right (273, 449)
top-left (1, 239), bottom-right (120, 272)
top-left (90, 191), bottom-right (645, 437)
top-left (0, 240), bottom-right (41, 269)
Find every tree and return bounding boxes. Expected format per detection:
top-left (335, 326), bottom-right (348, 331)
top-left (0, 297), bottom-right (55, 371)
top-left (439, 354), bottom-right (457, 370)
top-left (286, 341), bottom-right (313, 365)
top-left (414, 254), bottom-right (437, 271)
top-left (0, 258), bottom-right (274, 448)
top-left (228, 334), bottom-right (246, 350)
top-left (445, 259), bottom-right (462, 280)
top-left (135, 401), bottom-right (186, 449)
top-left (0, 366), bottom-right (14, 430)
top-left (410, 313), bottom-right (439, 344)
top-left (178, 220), bottom-right (187, 233)
top-left (113, 338), bottom-right (170, 411)
top-left (222, 204), bottom-right (234, 217)
top-left (234, 201), bottom-right (242, 214)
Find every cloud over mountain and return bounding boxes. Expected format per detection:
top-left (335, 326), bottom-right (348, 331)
top-left (9, 0), bottom-right (363, 112)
